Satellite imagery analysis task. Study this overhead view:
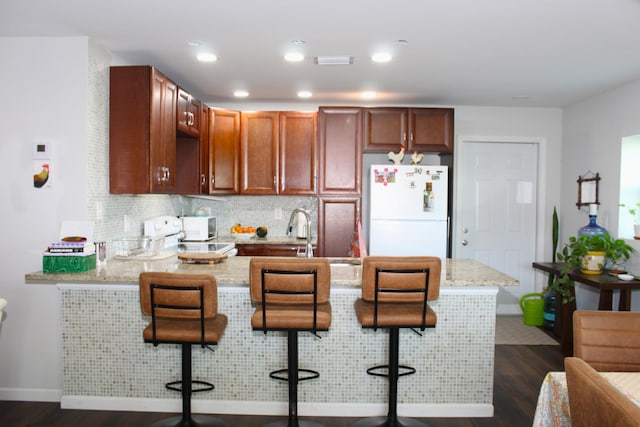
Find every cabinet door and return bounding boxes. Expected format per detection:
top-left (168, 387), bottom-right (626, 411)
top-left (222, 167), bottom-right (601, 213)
top-left (150, 68), bottom-right (177, 193)
top-left (279, 111), bottom-right (316, 195)
top-left (199, 104), bottom-right (210, 194)
top-left (408, 108), bottom-right (454, 153)
top-left (235, 244), bottom-right (267, 256)
top-left (209, 108), bottom-right (240, 194)
top-left (317, 196), bottom-right (361, 257)
top-left (109, 66), bottom-right (150, 194)
top-left (363, 107), bottom-right (408, 152)
top-left (317, 107), bottom-right (363, 195)
top-left (177, 88), bottom-right (201, 137)
top-left (240, 111), bottom-right (279, 194)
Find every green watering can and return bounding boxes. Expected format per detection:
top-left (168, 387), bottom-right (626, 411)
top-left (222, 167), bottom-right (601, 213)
top-left (519, 293), bottom-right (544, 326)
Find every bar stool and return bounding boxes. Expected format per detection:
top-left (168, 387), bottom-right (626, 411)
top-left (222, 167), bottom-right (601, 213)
top-left (139, 272), bottom-right (229, 427)
top-left (249, 257), bottom-right (331, 427)
top-left (353, 256), bottom-right (441, 427)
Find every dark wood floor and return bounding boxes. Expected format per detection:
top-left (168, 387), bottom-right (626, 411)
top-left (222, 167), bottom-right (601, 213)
top-left (0, 345), bottom-right (564, 427)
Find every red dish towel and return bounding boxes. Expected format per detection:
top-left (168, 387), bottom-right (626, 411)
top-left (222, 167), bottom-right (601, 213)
top-left (349, 219), bottom-right (367, 258)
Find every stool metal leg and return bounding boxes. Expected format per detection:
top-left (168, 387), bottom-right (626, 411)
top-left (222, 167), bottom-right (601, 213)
top-left (264, 331), bottom-right (325, 427)
top-left (152, 344), bottom-right (228, 427)
top-left (351, 328), bottom-right (428, 427)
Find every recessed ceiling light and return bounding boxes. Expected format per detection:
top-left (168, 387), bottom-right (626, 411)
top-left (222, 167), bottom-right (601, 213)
top-left (187, 40), bottom-right (203, 47)
top-left (234, 90), bottom-right (249, 98)
top-left (284, 52), bottom-right (305, 62)
top-left (297, 90), bottom-right (312, 98)
top-left (371, 52), bottom-right (392, 63)
top-left (362, 91), bottom-right (377, 99)
top-left (196, 53), bottom-right (218, 63)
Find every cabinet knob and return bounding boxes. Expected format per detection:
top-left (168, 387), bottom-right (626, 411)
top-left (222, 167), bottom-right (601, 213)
top-left (211, 175), bottom-right (215, 185)
top-left (201, 174), bottom-right (206, 186)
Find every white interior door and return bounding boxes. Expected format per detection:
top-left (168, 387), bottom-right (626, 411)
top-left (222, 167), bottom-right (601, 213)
top-left (456, 140), bottom-right (538, 314)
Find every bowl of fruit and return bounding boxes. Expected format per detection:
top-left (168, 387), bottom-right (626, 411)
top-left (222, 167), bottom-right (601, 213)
top-left (230, 224), bottom-right (257, 239)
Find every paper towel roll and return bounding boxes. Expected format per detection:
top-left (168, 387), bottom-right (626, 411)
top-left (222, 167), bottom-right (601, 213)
top-left (296, 211), bottom-right (308, 238)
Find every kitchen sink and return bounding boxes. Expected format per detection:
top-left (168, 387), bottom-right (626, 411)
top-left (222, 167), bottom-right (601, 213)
top-left (327, 258), bottom-right (361, 266)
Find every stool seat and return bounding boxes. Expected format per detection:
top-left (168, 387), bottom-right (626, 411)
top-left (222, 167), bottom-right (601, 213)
top-left (251, 303), bottom-right (331, 331)
top-left (354, 300), bottom-right (436, 328)
top-left (143, 316), bottom-right (227, 344)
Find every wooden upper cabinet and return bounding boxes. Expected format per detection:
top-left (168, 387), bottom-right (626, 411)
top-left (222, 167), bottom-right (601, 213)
top-left (317, 107), bottom-right (363, 195)
top-left (208, 108), bottom-right (240, 194)
top-left (279, 111), bottom-right (317, 195)
top-left (240, 111), bottom-right (316, 195)
top-left (408, 108), bottom-right (454, 153)
top-left (177, 88), bottom-right (201, 138)
top-left (363, 107), bottom-right (454, 154)
top-left (240, 111), bottom-right (279, 194)
top-left (363, 108), bottom-right (408, 153)
top-left (199, 104), bottom-right (210, 194)
top-left (109, 66), bottom-right (177, 194)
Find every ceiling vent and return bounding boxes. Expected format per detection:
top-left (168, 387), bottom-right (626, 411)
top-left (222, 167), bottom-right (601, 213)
top-left (314, 56), bottom-right (353, 65)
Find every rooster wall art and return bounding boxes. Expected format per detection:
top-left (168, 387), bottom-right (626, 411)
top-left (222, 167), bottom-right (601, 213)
top-left (34, 163), bottom-right (49, 188)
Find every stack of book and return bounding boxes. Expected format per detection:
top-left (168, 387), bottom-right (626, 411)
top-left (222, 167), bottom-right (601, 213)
top-left (45, 240), bottom-right (95, 256)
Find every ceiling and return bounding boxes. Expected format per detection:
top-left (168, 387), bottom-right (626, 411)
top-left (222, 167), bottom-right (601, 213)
top-left (3, 0), bottom-right (640, 108)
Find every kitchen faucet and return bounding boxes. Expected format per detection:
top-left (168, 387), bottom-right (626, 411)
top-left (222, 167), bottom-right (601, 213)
top-left (286, 208), bottom-right (313, 258)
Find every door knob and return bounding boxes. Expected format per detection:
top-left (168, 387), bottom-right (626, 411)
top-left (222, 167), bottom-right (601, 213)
top-left (461, 239), bottom-right (468, 246)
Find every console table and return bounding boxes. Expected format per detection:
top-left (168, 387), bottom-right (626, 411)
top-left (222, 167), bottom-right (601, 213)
top-left (532, 262), bottom-right (640, 355)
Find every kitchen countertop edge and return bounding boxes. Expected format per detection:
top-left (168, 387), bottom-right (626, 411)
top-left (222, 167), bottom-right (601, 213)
top-left (25, 257), bottom-right (518, 288)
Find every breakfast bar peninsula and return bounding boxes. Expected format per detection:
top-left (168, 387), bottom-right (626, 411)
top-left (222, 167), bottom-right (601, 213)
top-left (26, 257), bottom-right (517, 419)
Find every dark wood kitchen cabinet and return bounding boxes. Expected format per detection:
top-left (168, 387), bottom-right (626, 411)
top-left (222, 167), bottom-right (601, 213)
top-left (240, 111), bottom-right (279, 194)
top-left (109, 66), bottom-right (178, 194)
top-left (176, 88), bottom-right (201, 137)
top-left (206, 108), bottom-right (240, 194)
top-left (363, 107), bottom-right (454, 154)
top-left (236, 243), bottom-right (317, 257)
top-left (317, 107), bottom-right (363, 195)
top-left (317, 107), bottom-right (363, 257)
top-left (317, 196), bottom-right (361, 257)
top-left (240, 111), bottom-right (316, 195)
top-left (279, 111), bottom-right (316, 195)
top-left (198, 104), bottom-right (210, 194)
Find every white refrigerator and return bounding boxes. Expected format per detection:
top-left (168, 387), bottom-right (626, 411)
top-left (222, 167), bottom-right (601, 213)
top-left (369, 164), bottom-right (449, 259)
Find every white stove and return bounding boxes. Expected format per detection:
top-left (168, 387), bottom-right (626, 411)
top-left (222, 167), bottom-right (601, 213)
top-left (144, 216), bottom-right (236, 255)
top-left (143, 216), bottom-right (184, 248)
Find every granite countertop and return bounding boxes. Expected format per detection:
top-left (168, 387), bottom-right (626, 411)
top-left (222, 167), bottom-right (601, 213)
top-left (25, 256), bottom-right (518, 288)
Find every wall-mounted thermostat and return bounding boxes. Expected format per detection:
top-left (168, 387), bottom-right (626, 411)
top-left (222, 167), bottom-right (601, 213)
top-left (32, 141), bottom-right (53, 160)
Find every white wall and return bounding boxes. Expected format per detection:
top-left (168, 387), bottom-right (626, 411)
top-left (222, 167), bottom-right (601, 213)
top-left (562, 78), bottom-right (640, 309)
top-left (0, 37), bottom-right (90, 400)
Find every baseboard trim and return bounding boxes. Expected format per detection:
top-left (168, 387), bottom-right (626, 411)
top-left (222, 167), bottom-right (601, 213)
top-left (60, 396), bottom-right (493, 418)
top-left (0, 387), bottom-right (62, 402)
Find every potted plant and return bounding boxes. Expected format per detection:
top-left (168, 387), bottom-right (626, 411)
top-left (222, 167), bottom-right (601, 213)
top-left (619, 202), bottom-right (640, 238)
top-left (551, 233), bottom-right (635, 303)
